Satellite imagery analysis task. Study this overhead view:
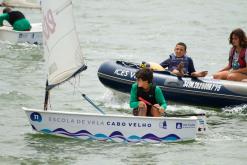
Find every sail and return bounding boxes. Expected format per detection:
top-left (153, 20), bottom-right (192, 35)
top-left (42, 0), bottom-right (86, 89)
top-left (2, 0), bottom-right (41, 9)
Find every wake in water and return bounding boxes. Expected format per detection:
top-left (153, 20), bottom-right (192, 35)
top-left (101, 90), bottom-right (130, 110)
top-left (101, 89), bottom-right (210, 115)
top-left (101, 89), bottom-right (247, 117)
top-left (222, 104), bottom-right (247, 115)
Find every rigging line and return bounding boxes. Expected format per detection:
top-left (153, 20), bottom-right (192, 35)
top-left (67, 80), bottom-right (105, 115)
top-left (54, 0), bottom-right (71, 15)
top-left (67, 79), bottom-right (85, 96)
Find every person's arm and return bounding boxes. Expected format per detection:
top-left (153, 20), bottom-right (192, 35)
top-left (0, 13), bottom-right (9, 26)
top-left (218, 49), bottom-right (233, 72)
top-left (231, 67), bottom-right (247, 74)
top-left (160, 58), bottom-right (170, 69)
top-left (129, 83), bottom-right (139, 109)
top-left (188, 57), bottom-right (208, 77)
top-left (219, 65), bottom-right (231, 72)
top-left (0, 2), bottom-right (8, 7)
top-left (188, 57), bottom-right (196, 75)
top-left (155, 86), bottom-right (167, 110)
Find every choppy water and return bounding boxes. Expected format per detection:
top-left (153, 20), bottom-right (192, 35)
top-left (0, 0), bottom-right (247, 164)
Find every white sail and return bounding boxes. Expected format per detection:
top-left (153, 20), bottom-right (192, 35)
top-left (42, 0), bottom-right (86, 88)
top-left (2, 0), bottom-right (41, 9)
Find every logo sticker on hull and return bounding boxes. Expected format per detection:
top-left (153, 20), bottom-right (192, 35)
top-left (159, 120), bottom-right (167, 129)
top-left (176, 123), bottom-right (182, 129)
top-left (176, 122), bottom-right (196, 129)
top-left (30, 112), bottom-right (42, 122)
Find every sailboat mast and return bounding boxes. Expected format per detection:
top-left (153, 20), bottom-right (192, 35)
top-left (43, 80), bottom-right (49, 111)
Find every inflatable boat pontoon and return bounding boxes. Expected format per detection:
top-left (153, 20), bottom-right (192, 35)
top-left (98, 61), bottom-right (247, 107)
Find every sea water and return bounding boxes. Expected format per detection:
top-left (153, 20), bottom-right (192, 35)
top-left (0, 0), bottom-right (247, 164)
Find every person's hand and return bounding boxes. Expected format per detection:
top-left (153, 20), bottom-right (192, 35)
top-left (177, 62), bottom-right (184, 74)
top-left (139, 101), bottom-right (147, 109)
top-left (153, 104), bottom-right (160, 109)
top-left (177, 62), bottom-right (184, 70)
top-left (159, 107), bottom-right (165, 114)
top-left (229, 69), bottom-right (238, 73)
top-left (172, 69), bottom-right (184, 77)
top-left (153, 104), bottom-right (165, 114)
top-left (0, 2), bottom-right (7, 7)
top-left (200, 71), bottom-right (208, 77)
top-left (191, 71), bottom-right (208, 77)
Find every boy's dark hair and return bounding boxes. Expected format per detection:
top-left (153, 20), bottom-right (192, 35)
top-left (176, 42), bottom-right (187, 51)
top-left (3, 7), bottom-right (12, 14)
top-left (135, 68), bottom-right (153, 83)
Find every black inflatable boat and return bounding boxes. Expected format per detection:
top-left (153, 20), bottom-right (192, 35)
top-left (98, 61), bottom-right (247, 107)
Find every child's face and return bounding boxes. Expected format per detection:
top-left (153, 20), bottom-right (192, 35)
top-left (137, 78), bottom-right (149, 89)
top-left (231, 34), bottom-right (240, 47)
top-left (174, 45), bottom-right (186, 57)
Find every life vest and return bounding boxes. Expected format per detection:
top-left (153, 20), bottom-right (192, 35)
top-left (148, 62), bottom-right (165, 71)
top-left (8, 11), bottom-right (25, 26)
top-left (137, 84), bottom-right (157, 111)
top-left (140, 61), bottom-right (165, 71)
top-left (168, 53), bottom-right (189, 73)
top-left (229, 47), bottom-right (246, 69)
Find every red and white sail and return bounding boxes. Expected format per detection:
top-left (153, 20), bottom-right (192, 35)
top-left (42, 0), bottom-right (86, 89)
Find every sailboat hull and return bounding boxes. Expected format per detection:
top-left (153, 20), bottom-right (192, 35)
top-left (0, 23), bottom-right (42, 44)
top-left (24, 108), bottom-right (198, 143)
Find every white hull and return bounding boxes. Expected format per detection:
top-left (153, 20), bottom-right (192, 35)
top-left (0, 23), bottom-right (42, 44)
top-left (23, 107), bottom-right (202, 143)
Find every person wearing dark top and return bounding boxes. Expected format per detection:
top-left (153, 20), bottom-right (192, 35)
top-left (129, 68), bottom-right (167, 117)
top-left (0, 7), bottom-right (31, 31)
top-left (160, 42), bottom-right (208, 77)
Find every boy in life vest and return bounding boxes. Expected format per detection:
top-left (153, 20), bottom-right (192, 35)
top-left (213, 28), bottom-right (247, 81)
top-left (0, 7), bottom-right (31, 31)
top-left (160, 42), bottom-right (208, 77)
top-left (129, 68), bottom-right (167, 117)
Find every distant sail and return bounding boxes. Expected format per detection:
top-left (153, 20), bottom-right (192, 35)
top-left (2, 0), bottom-right (41, 9)
top-left (42, 0), bottom-right (86, 89)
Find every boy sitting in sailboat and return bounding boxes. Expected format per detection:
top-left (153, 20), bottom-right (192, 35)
top-left (0, 7), bottom-right (31, 31)
top-left (129, 67), bottom-right (167, 117)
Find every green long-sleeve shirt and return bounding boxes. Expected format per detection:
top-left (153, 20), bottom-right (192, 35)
top-left (129, 82), bottom-right (167, 110)
top-left (0, 13), bottom-right (31, 31)
top-left (0, 13), bottom-right (9, 26)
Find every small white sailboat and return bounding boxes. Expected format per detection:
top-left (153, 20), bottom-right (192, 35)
top-left (0, 0), bottom-right (42, 44)
top-left (23, 0), bottom-right (207, 143)
top-left (1, 0), bottom-right (41, 9)
top-left (0, 23), bottom-right (42, 44)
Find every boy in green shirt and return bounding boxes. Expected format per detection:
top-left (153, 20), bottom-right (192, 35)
top-left (129, 68), bottom-right (167, 117)
top-left (0, 7), bottom-right (31, 31)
